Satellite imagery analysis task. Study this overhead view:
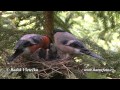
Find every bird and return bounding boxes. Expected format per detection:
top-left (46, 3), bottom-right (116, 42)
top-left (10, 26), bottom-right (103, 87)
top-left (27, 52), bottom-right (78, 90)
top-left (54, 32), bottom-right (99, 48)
top-left (8, 34), bottom-right (51, 62)
top-left (38, 43), bottom-right (59, 60)
top-left (53, 29), bottom-right (104, 60)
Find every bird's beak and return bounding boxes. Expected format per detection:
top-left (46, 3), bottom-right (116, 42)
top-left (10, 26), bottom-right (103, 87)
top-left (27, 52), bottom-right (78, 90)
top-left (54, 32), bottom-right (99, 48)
top-left (7, 49), bottom-right (24, 62)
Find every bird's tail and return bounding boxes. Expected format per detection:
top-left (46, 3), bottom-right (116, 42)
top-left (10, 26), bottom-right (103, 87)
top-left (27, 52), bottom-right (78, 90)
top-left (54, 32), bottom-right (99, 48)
top-left (80, 49), bottom-right (104, 60)
top-left (7, 49), bottom-right (24, 62)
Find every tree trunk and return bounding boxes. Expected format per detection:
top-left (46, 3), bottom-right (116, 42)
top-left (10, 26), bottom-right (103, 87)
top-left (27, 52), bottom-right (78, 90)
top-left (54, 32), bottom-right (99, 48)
top-left (43, 11), bottom-right (54, 42)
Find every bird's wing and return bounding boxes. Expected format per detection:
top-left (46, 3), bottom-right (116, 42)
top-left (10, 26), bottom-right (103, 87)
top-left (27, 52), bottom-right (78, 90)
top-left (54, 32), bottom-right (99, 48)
top-left (65, 40), bottom-right (85, 49)
top-left (64, 40), bottom-right (104, 60)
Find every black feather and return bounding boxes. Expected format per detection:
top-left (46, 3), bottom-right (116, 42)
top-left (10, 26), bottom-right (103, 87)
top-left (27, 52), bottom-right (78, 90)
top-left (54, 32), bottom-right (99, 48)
top-left (53, 29), bottom-right (65, 34)
top-left (32, 36), bottom-right (41, 44)
top-left (8, 49), bottom-right (24, 62)
top-left (15, 40), bottom-right (33, 50)
top-left (39, 49), bottom-right (46, 59)
top-left (23, 41), bottom-right (33, 47)
top-left (61, 40), bottom-right (68, 45)
top-left (67, 40), bottom-right (85, 49)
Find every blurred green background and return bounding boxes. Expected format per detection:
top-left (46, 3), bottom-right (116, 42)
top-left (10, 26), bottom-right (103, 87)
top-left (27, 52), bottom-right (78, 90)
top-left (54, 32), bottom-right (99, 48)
top-left (0, 11), bottom-right (120, 79)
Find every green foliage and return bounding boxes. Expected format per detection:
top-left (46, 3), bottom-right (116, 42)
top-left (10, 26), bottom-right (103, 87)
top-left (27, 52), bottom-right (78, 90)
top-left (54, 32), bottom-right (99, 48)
top-left (86, 72), bottom-right (107, 79)
top-left (0, 11), bottom-right (120, 79)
